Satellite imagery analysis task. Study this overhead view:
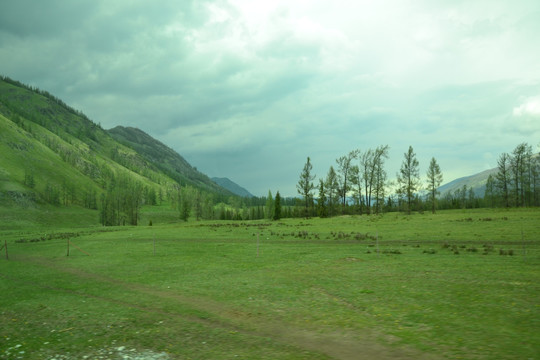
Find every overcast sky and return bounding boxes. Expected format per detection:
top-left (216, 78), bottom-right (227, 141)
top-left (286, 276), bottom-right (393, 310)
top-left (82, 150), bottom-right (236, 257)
top-left (1, 1), bottom-right (539, 196)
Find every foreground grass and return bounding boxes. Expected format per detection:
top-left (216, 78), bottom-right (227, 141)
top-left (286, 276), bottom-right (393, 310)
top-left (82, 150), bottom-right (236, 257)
top-left (1, 208), bottom-right (539, 359)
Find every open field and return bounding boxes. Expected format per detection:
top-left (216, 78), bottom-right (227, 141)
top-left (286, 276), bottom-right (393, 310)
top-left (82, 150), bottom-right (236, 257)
top-left (1, 208), bottom-right (539, 359)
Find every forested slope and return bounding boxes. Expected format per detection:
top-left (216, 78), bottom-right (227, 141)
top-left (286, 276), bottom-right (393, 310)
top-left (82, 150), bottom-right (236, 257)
top-left (108, 126), bottom-right (231, 196)
top-left (0, 76), bottom-right (233, 225)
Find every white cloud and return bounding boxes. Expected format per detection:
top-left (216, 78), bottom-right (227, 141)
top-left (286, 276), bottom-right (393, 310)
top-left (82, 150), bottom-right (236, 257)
top-left (513, 96), bottom-right (540, 117)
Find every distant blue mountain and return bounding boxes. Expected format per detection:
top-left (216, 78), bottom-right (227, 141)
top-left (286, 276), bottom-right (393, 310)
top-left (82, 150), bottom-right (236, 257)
top-left (211, 177), bottom-right (254, 198)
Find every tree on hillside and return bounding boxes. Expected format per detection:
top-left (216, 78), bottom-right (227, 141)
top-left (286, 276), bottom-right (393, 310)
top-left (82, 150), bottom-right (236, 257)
top-left (273, 191), bottom-right (282, 220)
top-left (397, 146), bottom-right (420, 214)
top-left (24, 169), bottom-right (35, 189)
top-left (297, 157), bottom-right (316, 217)
top-left (178, 186), bottom-right (192, 221)
top-left (426, 157), bottom-right (443, 214)
top-left (336, 150), bottom-right (359, 213)
top-left (99, 173), bottom-right (143, 226)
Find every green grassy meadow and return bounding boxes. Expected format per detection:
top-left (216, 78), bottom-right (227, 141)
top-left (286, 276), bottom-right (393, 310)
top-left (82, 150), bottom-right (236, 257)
top-left (1, 207), bottom-right (539, 359)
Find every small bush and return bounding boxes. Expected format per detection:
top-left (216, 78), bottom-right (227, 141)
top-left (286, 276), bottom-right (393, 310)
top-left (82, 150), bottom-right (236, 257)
top-left (423, 248), bottom-right (437, 254)
top-left (499, 249), bottom-right (514, 256)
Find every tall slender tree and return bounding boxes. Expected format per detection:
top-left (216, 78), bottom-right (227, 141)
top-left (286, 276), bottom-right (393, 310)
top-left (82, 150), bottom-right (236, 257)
top-left (297, 157), bottom-right (316, 217)
top-left (265, 190), bottom-right (274, 220)
top-left (273, 191), bottom-right (282, 220)
top-left (325, 166), bottom-right (339, 216)
top-left (426, 157), bottom-right (443, 214)
top-left (397, 146), bottom-right (420, 214)
top-left (317, 179), bottom-right (328, 218)
top-left (360, 145), bottom-right (389, 214)
top-left (495, 153), bottom-right (511, 207)
top-left (484, 174), bottom-right (496, 207)
top-left (510, 143), bottom-right (532, 207)
top-left (336, 150), bottom-right (359, 213)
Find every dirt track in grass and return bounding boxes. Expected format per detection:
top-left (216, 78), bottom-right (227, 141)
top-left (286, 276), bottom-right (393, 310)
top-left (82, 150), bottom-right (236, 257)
top-left (4, 255), bottom-right (440, 360)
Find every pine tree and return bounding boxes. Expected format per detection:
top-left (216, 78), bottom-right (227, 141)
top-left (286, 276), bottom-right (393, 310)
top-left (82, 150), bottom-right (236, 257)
top-left (273, 191), bottom-right (282, 220)
top-left (265, 190), bottom-right (274, 220)
top-left (426, 157), bottom-right (443, 214)
top-left (397, 146), bottom-right (420, 214)
top-left (317, 179), bottom-right (328, 218)
top-left (297, 157), bottom-right (315, 217)
top-left (325, 166), bottom-right (339, 216)
top-left (495, 153), bottom-right (511, 207)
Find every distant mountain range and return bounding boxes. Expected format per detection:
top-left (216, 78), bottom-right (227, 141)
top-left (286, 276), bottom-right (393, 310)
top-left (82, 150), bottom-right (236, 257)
top-left (438, 168), bottom-right (498, 197)
top-left (211, 177), bottom-right (254, 198)
top-left (438, 153), bottom-right (539, 198)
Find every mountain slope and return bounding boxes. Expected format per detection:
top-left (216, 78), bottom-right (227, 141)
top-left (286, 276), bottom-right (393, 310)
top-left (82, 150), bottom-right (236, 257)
top-left (212, 177), bottom-right (253, 198)
top-left (0, 76), bottom-right (233, 212)
top-left (108, 126), bottom-right (232, 197)
top-left (438, 168), bottom-right (498, 197)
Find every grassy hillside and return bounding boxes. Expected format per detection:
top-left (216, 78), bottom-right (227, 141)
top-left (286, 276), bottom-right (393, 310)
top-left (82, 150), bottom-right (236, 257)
top-left (0, 77), bottom-right (234, 221)
top-left (108, 126), bottom-right (232, 197)
top-left (438, 168), bottom-right (498, 198)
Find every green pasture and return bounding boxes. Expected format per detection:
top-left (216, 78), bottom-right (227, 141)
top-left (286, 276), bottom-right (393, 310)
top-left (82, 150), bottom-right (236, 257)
top-left (1, 208), bottom-right (539, 359)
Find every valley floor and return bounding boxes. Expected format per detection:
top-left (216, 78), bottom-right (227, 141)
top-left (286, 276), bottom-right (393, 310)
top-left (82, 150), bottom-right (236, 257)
top-left (1, 207), bottom-right (539, 359)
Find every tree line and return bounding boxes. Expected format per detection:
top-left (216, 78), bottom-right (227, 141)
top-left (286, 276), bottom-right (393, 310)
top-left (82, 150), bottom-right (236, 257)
top-left (296, 145), bottom-right (443, 216)
top-left (296, 142), bottom-right (539, 218)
